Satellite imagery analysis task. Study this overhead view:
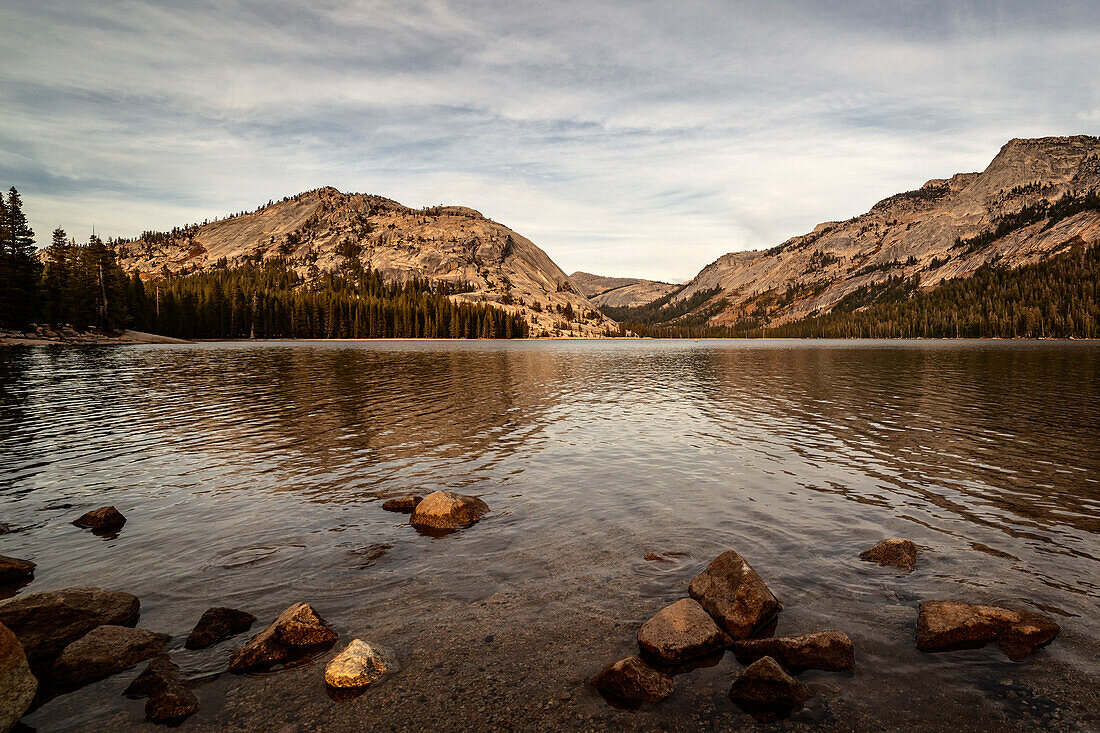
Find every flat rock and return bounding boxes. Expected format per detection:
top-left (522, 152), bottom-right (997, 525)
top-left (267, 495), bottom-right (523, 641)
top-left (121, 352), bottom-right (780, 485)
top-left (382, 495), bottom-right (423, 513)
top-left (731, 630), bottom-right (854, 672)
top-left (0, 621), bottom-right (37, 733)
top-left (409, 490), bottom-right (489, 530)
top-left (146, 683), bottom-right (199, 723)
top-left (125, 655), bottom-right (180, 698)
top-left (0, 587), bottom-right (140, 668)
top-left (0, 556), bottom-right (35, 584)
top-left (637, 598), bottom-right (731, 666)
top-left (728, 656), bottom-right (811, 708)
top-left (916, 600), bottom-right (1060, 660)
top-left (72, 506), bottom-right (127, 531)
top-left (688, 550), bottom-right (781, 639)
top-left (228, 603), bottom-right (337, 672)
top-left (859, 539), bottom-right (918, 570)
top-left (591, 655), bottom-right (673, 709)
top-left (324, 639), bottom-right (399, 688)
top-left (51, 625), bottom-right (170, 687)
top-left (185, 607), bottom-right (256, 650)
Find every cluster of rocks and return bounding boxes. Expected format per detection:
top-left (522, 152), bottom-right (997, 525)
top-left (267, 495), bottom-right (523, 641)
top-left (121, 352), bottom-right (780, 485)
top-left (382, 489), bottom-right (489, 533)
top-left (593, 539), bottom-right (1063, 720)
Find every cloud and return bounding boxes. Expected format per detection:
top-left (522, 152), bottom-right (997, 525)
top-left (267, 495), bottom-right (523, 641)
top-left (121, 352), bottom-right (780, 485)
top-left (2, 0), bottom-right (1098, 281)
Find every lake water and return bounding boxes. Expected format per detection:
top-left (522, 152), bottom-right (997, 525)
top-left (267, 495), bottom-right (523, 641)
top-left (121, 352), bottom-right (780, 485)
top-left (1, 340), bottom-right (1097, 731)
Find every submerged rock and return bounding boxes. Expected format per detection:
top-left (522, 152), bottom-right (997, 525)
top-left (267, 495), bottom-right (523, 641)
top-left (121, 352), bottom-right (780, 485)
top-left (51, 625), bottom-right (170, 687)
top-left (0, 556), bottom-right (35, 584)
top-left (409, 490), bottom-right (489, 531)
top-left (72, 506), bottom-right (127, 531)
top-left (591, 655), bottom-right (673, 709)
top-left (731, 630), bottom-right (855, 672)
top-left (382, 495), bottom-right (423, 513)
top-left (916, 600), bottom-right (1060, 660)
top-left (0, 621), bottom-right (37, 733)
top-left (0, 587), bottom-right (140, 668)
top-left (859, 539), bottom-right (918, 570)
top-left (324, 639), bottom-right (399, 688)
top-left (637, 598), bottom-right (731, 666)
top-left (145, 682), bottom-right (199, 723)
top-left (728, 656), bottom-right (811, 711)
top-left (228, 603), bottom-right (338, 673)
top-left (125, 655), bottom-right (180, 698)
top-left (688, 550), bottom-right (781, 639)
top-left (185, 607), bottom-right (256, 650)
top-left (0, 524), bottom-right (12, 535)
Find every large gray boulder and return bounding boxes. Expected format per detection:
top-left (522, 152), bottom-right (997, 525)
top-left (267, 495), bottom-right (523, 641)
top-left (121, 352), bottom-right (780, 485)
top-left (688, 551), bottom-right (781, 639)
top-left (51, 625), bottom-right (170, 687)
top-left (409, 491), bottom-right (488, 531)
top-left (229, 603), bottom-right (337, 672)
top-left (0, 621), bottom-right (36, 733)
top-left (637, 598), bottom-right (731, 666)
top-left (0, 587), bottom-right (140, 669)
top-left (731, 630), bottom-right (854, 672)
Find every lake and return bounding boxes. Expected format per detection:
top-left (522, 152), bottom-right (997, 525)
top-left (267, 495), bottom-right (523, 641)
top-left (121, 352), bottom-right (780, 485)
top-left (1, 339), bottom-right (1097, 731)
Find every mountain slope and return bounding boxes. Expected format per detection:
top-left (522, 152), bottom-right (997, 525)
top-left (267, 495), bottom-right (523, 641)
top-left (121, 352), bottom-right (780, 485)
top-left (115, 188), bottom-right (614, 336)
top-left (569, 271), bottom-right (680, 308)
top-left (652, 136), bottom-right (1100, 328)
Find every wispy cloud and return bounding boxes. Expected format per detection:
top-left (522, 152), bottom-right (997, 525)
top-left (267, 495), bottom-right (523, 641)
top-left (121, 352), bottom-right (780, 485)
top-left (2, 0), bottom-right (1097, 281)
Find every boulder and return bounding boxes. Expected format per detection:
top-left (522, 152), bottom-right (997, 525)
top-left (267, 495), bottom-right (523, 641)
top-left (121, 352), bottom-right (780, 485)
top-left (382, 495), bottom-right (423, 513)
top-left (72, 506), bottom-right (126, 531)
top-left (688, 551), bottom-right (781, 639)
top-left (324, 639), bottom-right (399, 688)
top-left (916, 600), bottom-right (1060, 660)
top-left (859, 539), bottom-right (917, 571)
top-left (0, 556), bottom-right (35, 584)
top-left (51, 625), bottom-right (170, 687)
top-left (0, 587), bottom-right (140, 668)
top-left (410, 491), bottom-right (489, 531)
top-left (228, 603), bottom-right (337, 672)
top-left (591, 655), bottom-right (673, 709)
top-left (125, 655), bottom-right (180, 698)
top-left (728, 656), bottom-right (811, 708)
top-left (0, 621), bottom-right (36, 733)
top-left (185, 607), bottom-right (256, 650)
top-left (731, 630), bottom-right (854, 672)
top-left (637, 598), bottom-right (731, 666)
top-left (146, 683), bottom-right (199, 723)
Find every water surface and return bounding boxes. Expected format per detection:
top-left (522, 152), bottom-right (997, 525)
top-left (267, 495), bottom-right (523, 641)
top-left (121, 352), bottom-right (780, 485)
top-left (1, 340), bottom-right (1097, 731)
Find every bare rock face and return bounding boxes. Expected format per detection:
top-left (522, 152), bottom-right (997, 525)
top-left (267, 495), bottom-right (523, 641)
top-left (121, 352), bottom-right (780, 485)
top-left (916, 601), bottom-right (1060, 660)
top-left (591, 655), bottom-right (673, 709)
top-left (51, 625), bottom-right (170, 687)
top-left (72, 505), bottom-right (127, 531)
top-left (569, 271), bottom-right (680, 309)
top-left (731, 630), bottom-right (854, 672)
top-left (324, 639), bottom-right (399, 688)
top-left (409, 490), bottom-right (489, 531)
top-left (0, 587), bottom-right (140, 669)
top-left (688, 551), bottom-right (781, 639)
top-left (228, 603), bottom-right (337, 673)
top-left (0, 556), bottom-right (35, 584)
top-left (382, 495), bottom-right (423, 513)
top-left (0, 621), bottom-right (36, 733)
top-left (859, 539), bottom-right (917, 571)
top-left (728, 656), bottom-right (811, 709)
top-left (637, 598), bottom-right (731, 666)
top-left (185, 607), bottom-right (257, 650)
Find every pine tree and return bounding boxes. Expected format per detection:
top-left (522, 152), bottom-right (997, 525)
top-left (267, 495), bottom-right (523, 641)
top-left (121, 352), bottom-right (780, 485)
top-left (1, 187), bottom-right (41, 329)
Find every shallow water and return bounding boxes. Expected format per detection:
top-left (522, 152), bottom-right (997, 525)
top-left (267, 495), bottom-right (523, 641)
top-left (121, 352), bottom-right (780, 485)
top-left (1, 339), bottom-right (1098, 731)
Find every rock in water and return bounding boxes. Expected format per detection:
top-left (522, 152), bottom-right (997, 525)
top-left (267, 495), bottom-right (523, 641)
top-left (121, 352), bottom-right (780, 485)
top-left (185, 607), bottom-right (257, 649)
top-left (51, 625), bottom-right (170, 687)
top-left (125, 655), bottom-right (180, 697)
top-left (409, 490), bottom-right (489, 531)
top-left (145, 683), bottom-right (199, 723)
top-left (0, 621), bottom-right (37, 732)
top-left (229, 603), bottom-right (338, 672)
top-left (859, 539), bottom-right (918, 570)
top-left (637, 598), bottom-right (731, 666)
top-left (728, 656), bottom-right (811, 709)
top-left (591, 655), bottom-right (673, 708)
top-left (688, 551), bottom-right (781, 639)
top-left (731, 630), bottom-right (854, 672)
top-left (916, 600), bottom-right (1060, 660)
top-left (0, 556), bottom-right (35, 584)
top-left (72, 506), bottom-right (127, 531)
top-left (382, 495), bottom-right (423, 513)
top-left (0, 587), bottom-right (140, 668)
top-left (324, 639), bottom-right (399, 688)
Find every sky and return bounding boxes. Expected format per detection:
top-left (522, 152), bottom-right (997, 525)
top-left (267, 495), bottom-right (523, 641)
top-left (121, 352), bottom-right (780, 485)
top-left (2, 1), bottom-right (1098, 282)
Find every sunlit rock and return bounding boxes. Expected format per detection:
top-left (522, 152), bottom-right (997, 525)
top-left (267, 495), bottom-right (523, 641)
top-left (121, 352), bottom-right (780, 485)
top-left (637, 598), bottom-right (731, 666)
top-left (860, 539), bottom-right (917, 571)
top-left (229, 603), bottom-right (337, 672)
top-left (916, 600), bottom-right (1059, 660)
top-left (688, 551), bottom-right (781, 639)
top-left (324, 639), bottom-right (399, 688)
top-left (409, 490), bottom-right (489, 531)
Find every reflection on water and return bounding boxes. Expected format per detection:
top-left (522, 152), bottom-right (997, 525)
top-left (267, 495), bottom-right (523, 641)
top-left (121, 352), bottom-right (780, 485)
top-left (1, 340), bottom-right (1097, 731)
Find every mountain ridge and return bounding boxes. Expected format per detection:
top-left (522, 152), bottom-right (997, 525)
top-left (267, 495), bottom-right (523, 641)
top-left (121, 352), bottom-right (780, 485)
top-left (568, 271), bottom-right (680, 308)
